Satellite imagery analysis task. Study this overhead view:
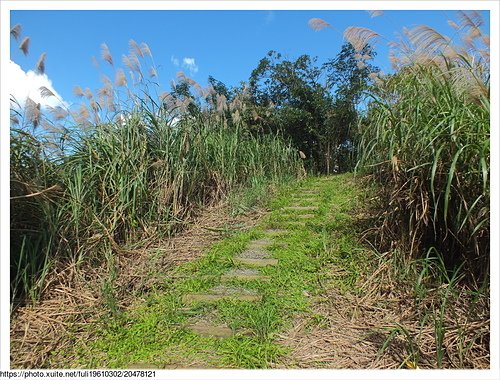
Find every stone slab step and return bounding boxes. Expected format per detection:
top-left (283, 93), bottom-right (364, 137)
top-left (283, 205), bottom-right (317, 210)
top-left (263, 228), bottom-right (288, 235)
top-left (237, 247), bottom-right (272, 259)
top-left (233, 257), bottom-right (279, 267)
top-left (183, 293), bottom-right (262, 304)
top-left (247, 238), bottom-right (273, 248)
top-left (187, 322), bottom-right (234, 338)
top-left (286, 221), bottom-right (307, 227)
top-left (221, 273), bottom-right (271, 281)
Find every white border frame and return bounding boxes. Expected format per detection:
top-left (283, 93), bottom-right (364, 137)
top-left (1, 2), bottom-right (498, 379)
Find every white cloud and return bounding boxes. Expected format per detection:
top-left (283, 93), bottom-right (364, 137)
top-left (182, 57), bottom-right (198, 75)
top-left (9, 60), bottom-right (67, 110)
top-left (171, 55), bottom-right (180, 66)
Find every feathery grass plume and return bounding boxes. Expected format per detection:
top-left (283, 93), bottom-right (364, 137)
top-left (97, 83), bottom-right (113, 112)
top-left (123, 53), bottom-right (140, 72)
top-left (100, 43), bottom-right (113, 66)
top-left (100, 74), bottom-right (113, 88)
top-left (36, 53), bottom-right (47, 74)
top-left (367, 10), bottom-right (383, 18)
top-left (73, 86), bottom-right (84, 97)
top-left (140, 42), bottom-right (152, 57)
top-left (73, 103), bottom-right (90, 125)
top-left (344, 26), bottom-right (380, 52)
top-left (407, 25), bottom-right (451, 57)
top-left (39, 86), bottom-right (54, 98)
top-left (216, 94), bottom-right (227, 113)
top-left (90, 100), bottom-right (99, 113)
top-left (308, 18), bottom-right (331, 32)
top-left (129, 39), bottom-right (144, 58)
top-left (176, 71), bottom-right (187, 82)
top-left (457, 10), bottom-right (483, 30)
top-left (84, 88), bottom-right (93, 100)
top-left (149, 67), bottom-right (157, 78)
top-left (115, 68), bottom-right (127, 87)
top-left (19, 37), bottom-right (30, 56)
top-left (47, 105), bottom-right (69, 121)
top-left (447, 20), bottom-right (460, 30)
top-left (25, 97), bottom-right (41, 127)
top-left (11, 24), bottom-right (22, 40)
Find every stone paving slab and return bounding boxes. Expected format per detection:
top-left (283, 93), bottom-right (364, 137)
top-left (221, 268), bottom-right (271, 281)
top-left (232, 257), bottom-right (279, 267)
top-left (286, 221), bottom-right (307, 227)
top-left (263, 228), bottom-right (288, 235)
top-left (183, 293), bottom-right (262, 303)
top-left (221, 273), bottom-right (271, 281)
top-left (282, 206), bottom-right (318, 211)
top-left (247, 238), bottom-right (273, 248)
top-left (236, 248), bottom-right (272, 259)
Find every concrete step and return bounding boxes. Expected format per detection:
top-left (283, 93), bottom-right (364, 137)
top-left (263, 228), bottom-right (288, 235)
top-left (186, 322), bottom-right (234, 338)
top-left (221, 273), bottom-right (271, 281)
top-left (282, 206), bottom-right (318, 211)
top-left (232, 257), bottom-right (279, 267)
top-left (183, 285), bottom-right (262, 304)
top-left (237, 247), bottom-right (273, 259)
top-left (220, 268), bottom-right (271, 281)
top-left (183, 293), bottom-right (262, 303)
top-left (247, 238), bottom-right (273, 249)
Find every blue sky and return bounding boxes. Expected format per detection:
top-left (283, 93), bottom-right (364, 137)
top-left (8, 8), bottom-right (491, 111)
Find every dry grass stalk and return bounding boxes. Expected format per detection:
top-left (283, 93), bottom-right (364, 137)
top-left (344, 26), bottom-right (380, 52)
top-left (122, 53), bottom-right (141, 73)
top-left (84, 88), bottom-right (93, 100)
top-left (115, 69), bottom-right (127, 87)
top-left (100, 43), bottom-right (113, 66)
top-left (406, 25), bottom-right (451, 57)
top-left (308, 18), bottom-right (332, 32)
top-left (25, 97), bottom-right (41, 127)
top-left (140, 42), bottom-right (152, 57)
top-left (47, 106), bottom-right (68, 121)
top-left (73, 86), bottom-right (84, 97)
top-left (129, 39), bottom-right (143, 58)
top-left (367, 10), bottom-right (383, 18)
top-left (39, 86), bottom-right (54, 99)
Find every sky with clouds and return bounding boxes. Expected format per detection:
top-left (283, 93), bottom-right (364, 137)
top-left (6, 7), bottom-right (492, 113)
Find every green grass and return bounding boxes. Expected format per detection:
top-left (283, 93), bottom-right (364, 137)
top-left (356, 26), bottom-right (489, 284)
top-left (50, 173), bottom-right (366, 369)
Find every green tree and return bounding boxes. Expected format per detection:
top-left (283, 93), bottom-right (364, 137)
top-left (248, 51), bottom-right (334, 172)
top-left (323, 43), bottom-right (378, 171)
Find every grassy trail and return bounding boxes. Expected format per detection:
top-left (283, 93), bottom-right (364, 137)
top-left (60, 173), bottom-right (368, 368)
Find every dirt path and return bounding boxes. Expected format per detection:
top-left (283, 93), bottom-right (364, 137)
top-left (26, 174), bottom-right (400, 369)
